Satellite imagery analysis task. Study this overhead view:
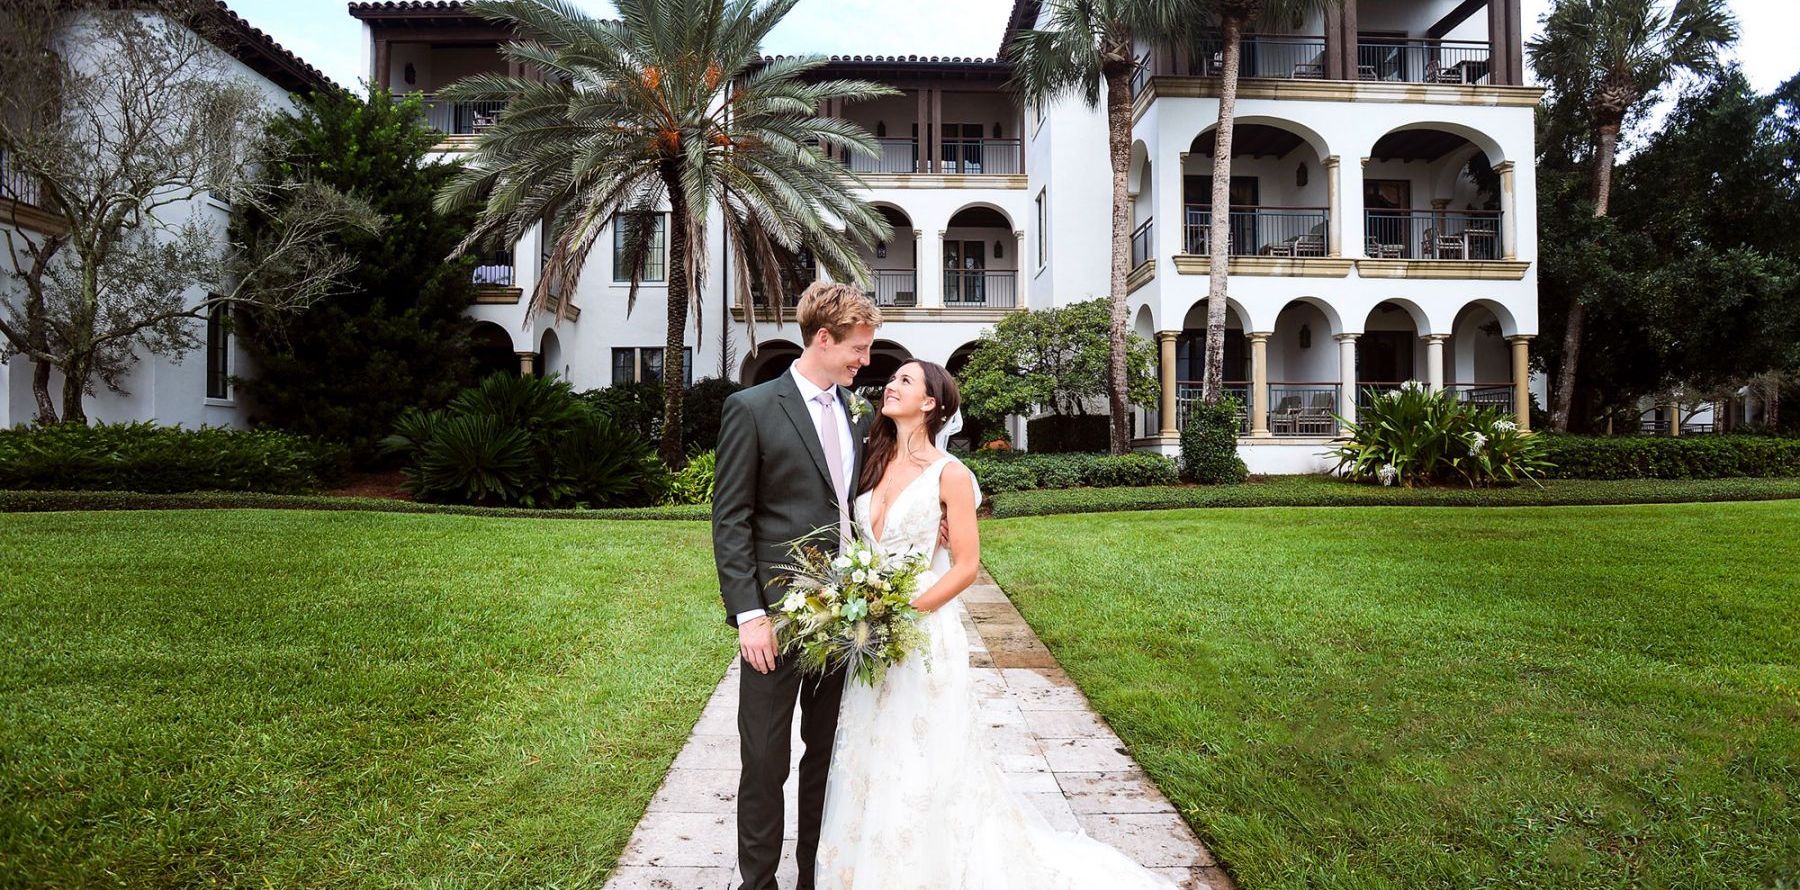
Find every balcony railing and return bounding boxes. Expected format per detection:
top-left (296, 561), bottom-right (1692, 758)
top-left (1364, 210), bottom-right (1501, 260)
top-left (848, 138), bottom-right (920, 174)
top-left (1268, 384), bottom-right (1339, 436)
top-left (1357, 39), bottom-right (1492, 85)
top-left (1182, 205), bottom-right (1329, 257)
top-left (870, 269), bottom-right (918, 307)
top-left (473, 261), bottom-right (514, 288)
top-left (1130, 56), bottom-right (1151, 96)
top-left (938, 139), bottom-right (1022, 175)
top-left (413, 93), bottom-right (506, 135)
top-left (1130, 218), bottom-right (1153, 268)
top-left (1445, 383), bottom-right (1514, 415)
top-left (0, 148), bottom-right (44, 209)
top-left (943, 269), bottom-right (1017, 308)
top-left (1175, 381), bottom-right (1251, 434)
top-left (1189, 34), bottom-right (1329, 80)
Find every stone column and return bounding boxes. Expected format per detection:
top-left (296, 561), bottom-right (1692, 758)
top-left (1336, 333), bottom-right (1358, 435)
top-left (1158, 331), bottom-right (1180, 436)
top-left (1496, 161), bottom-right (1517, 260)
top-left (1668, 401), bottom-right (1681, 437)
top-left (1325, 155), bottom-right (1342, 257)
top-left (923, 229), bottom-right (945, 308)
top-left (1508, 335), bottom-right (1532, 431)
top-left (1424, 334), bottom-right (1447, 392)
top-left (1249, 332), bottom-right (1271, 438)
top-left (517, 350), bottom-right (536, 377)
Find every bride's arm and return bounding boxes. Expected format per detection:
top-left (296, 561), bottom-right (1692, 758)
top-left (911, 462), bottom-right (980, 613)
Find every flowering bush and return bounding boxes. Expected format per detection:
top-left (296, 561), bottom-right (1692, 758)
top-left (1330, 382), bottom-right (1550, 487)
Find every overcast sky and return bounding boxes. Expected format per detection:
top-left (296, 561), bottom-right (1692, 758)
top-left (238, 0), bottom-right (1797, 99)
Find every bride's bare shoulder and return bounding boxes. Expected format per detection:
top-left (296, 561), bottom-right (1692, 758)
top-left (939, 459), bottom-right (974, 493)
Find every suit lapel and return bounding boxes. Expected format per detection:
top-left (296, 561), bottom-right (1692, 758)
top-left (775, 371), bottom-right (836, 493)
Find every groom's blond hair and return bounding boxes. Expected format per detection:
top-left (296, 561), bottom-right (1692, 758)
top-left (796, 282), bottom-right (882, 345)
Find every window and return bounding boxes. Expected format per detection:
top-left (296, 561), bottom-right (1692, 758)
top-left (612, 212), bottom-right (667, 283)
top-left (205, 301), bottom-right (230, 400)
top-left (612, 346), bottom-right (693, 386)
top-left (1034, 189), bottom-right (1048, 268)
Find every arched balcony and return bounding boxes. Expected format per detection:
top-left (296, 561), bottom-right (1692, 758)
top-left (1181, 123), bottom-right (1333, 260)
top-left (1362, 126), bottom-right (1509, 262)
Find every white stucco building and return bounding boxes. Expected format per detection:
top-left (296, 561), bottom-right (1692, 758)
top-left (0, 3), bottom-right (340, 430)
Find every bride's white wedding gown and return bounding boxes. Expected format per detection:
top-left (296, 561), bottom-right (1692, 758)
top-left (815, 455), bottom-right (1177, 889)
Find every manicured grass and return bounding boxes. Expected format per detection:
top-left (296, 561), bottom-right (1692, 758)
top-left (0, 509), bottom-right (730, 887)
top-left (983, 501), bottom-right (1800, 889)
top-left (988, 475), bottom-right (1800, 517)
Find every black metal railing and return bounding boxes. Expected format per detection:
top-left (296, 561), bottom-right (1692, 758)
top-left (1130, 56), bottom-right (1151, 96)
top-left (1357, 39), bottom-right (1492, 85)
top-left (1183, 205), bottom-right (1329, 257)
top-left (1131, 218), bottom-right (1154, 268)
top-left (943, 269), bottom-right (1017, 308)
top-left (1446, 383), bottom-right (1514, 414)
top-left (1190, 34), bottom-right (1329, 80)
top-left (939, 139), bottom-right (1022, 175)
top-left (1267, 384), bottom-right (1338, 436)
top-left (870, 269), bottom-right (918, 307)
top-left (1364, 210), bottom-right (1501, 260)
top-left (1356, 381), bottom-right (1409, 409)
top-left (1175, 381), bottom-right (1251, 434)
top-left (848, 138), bottom-right (920, 174)
top-left (413, 93), bottom-right (507, 135)
top-left (473, 250), bottom-right (515, 287)
top-left (0, 148), bottom-right (44, 208)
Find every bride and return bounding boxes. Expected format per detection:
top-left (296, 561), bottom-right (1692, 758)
top-left (814, 359), bottom-right (1176, 889)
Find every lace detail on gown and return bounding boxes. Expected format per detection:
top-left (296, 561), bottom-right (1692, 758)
top-left (815, 457), bottom-right (1176, 889)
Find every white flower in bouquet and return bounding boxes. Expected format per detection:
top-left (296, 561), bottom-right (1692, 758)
top-left (781, 589), bottom-right (807, 612)
top-left (851, 569), bottom-right (868, 584)
top-left (832, 555), bottom-right (853, 570)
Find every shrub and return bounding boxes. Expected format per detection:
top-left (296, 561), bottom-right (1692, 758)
top-left (1538, 434), bottom-right (1800, 479)
top-left (579, 381), bottom-right (663, 441)
top-left (1180, 397), bottom-right (1249, 484)
top-left (0, 422), bottom-right (343, 494)
top-left (1330, 383), bottom-right (1549, 487)
top-left (668, 449), bottom-right (717, 505)
top-left (385, 374), bottom-right (668, 508)
top-left (1026, 414), bottom-right (1111, 453)
top-left (959, 451), bottom-right (1179, 494)
top-left (681, 378), bottom-right (744, 455)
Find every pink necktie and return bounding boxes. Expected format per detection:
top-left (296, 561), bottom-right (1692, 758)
top-left (813, 391), bottom-right (852, 549)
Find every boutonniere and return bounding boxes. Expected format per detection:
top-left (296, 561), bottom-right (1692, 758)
top-left (847, 392), bottom-right (872, 423)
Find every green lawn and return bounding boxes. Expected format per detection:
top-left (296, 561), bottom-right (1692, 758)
top-left (0, 510), bottom-right (730, 887)
top-left (983, 501), bottom-right (1800, 889)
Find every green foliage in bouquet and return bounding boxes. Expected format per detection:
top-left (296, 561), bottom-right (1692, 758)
top-left (1330, 382), bottom-right (1550, 487)
top-left (770, 536), bottom-right (931, 688)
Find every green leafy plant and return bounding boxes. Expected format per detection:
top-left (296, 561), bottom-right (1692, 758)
top-left (0, 422), bottom-right (343, 494)
top-left (959, 451), bottom-right (1178, 494)
top-left (1330, 383), bottom-right (1550, 487)
top-left (385, 374), bottom-right (668, 508)
top-left (667, 449), bottom-right (717, 505)
top-left (1180, 397), bottom-right (1249, 484)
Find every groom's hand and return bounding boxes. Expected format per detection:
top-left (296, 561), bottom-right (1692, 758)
top-left (739, 615), bottom-right (777, 674)
top-left (938, 517), bottom-right (950, 549)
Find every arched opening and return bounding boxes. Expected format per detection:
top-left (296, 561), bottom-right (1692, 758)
top-left (945, 341), bottom-right (988, 450)
top-left (539, 329), bottom-right (563, 381)
top-left (1448, 301), bottom-right (1514, 413)
top-left (862, 204), bottom-right (918, 308)
top-left (1359, 300), bottom-right (1424, 405)
top-left (943, 205), bottom-right (1017, 308)
top-left (1129, 140), bottom-right (1154, 268)
top-left (1267, 299), bottom-right (1339, 436)
top-left (1185, 121), bottom-right (1330, 257)
top-left (470, 321), bottom-right (517, 380)
top-left (1365, 125), bottom-right (1503, 260)
top-left (741, 341), bottom-right (802, 385)
top-left (1177, 299), bottom-right (1251, 433)
top-left (855, 340), bottom-right (914, 392)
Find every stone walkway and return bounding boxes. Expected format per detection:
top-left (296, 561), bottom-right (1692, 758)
top-left (605, 570), bottom-right (1230, 890)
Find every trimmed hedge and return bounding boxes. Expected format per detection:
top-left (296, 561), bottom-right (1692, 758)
top-left (0, 489), bottom-right (709, 520)
top-left (1025, 415), bottom-right (1110, 453)
top-left (0, 422), bottom-right (346, 494)
top-left (1539, 434), bottom-right (1800, 479)
top-left (987, 475), bottom-right (1800, 518)
top-left (959, 452), bottom-right (1178, 493)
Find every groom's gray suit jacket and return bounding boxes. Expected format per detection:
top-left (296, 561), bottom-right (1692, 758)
top-left (713, 371), bottom-right (869, 626)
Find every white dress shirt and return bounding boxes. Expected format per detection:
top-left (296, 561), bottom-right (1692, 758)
top-left (737, 364), bottom-right (857, 627)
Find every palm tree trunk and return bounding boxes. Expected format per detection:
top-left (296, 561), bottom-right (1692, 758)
top-left (1104, 63), bottom-right (1134, 454)
top-left (660, 173), bottom-right (690, 467)
top-left (1202, 15), bottom-right (1244, 405)
top-left (1549, 119), bottom-right (1619, 432)
top-left (31, 358), bottom-right (56, 424)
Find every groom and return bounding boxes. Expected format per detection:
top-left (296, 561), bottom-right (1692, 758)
top-left (713, 281), bottom-right (881, 890)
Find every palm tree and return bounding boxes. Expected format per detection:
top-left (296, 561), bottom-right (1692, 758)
top-left (437, 0), bottom-right (895, 465)
top-left (1193, 0), bottom-right (1337, 406)
top-left (1528, 0), bottom-right (1735, 431)
top-left (1008, 0), bottom-right (1184, 455)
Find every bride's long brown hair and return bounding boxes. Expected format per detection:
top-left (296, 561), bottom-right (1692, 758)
top-left (856, 360), bottom-right (960, 496)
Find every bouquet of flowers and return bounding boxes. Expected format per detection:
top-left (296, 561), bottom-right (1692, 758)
top-left (770, 534), bottom-right (931, 688)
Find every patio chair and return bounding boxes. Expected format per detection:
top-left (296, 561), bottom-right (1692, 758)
top-left (1292, 233), bottom-right (1326, 257)
top-left (1297, 391), bottom-right (1335, 436)
top-left (1365, 236), bottom-right (1402, 259)
top-left (1291, 62), bottom-right (1324, 79)
top-left (1422, 227), bottom-right (1465, 260)
top-left (1268, 394), bottom-right (1302, 435)
top-left (891, 290), bottom-right (916, 308)
top-left (1425, 60), bottom-right (1465, 84)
